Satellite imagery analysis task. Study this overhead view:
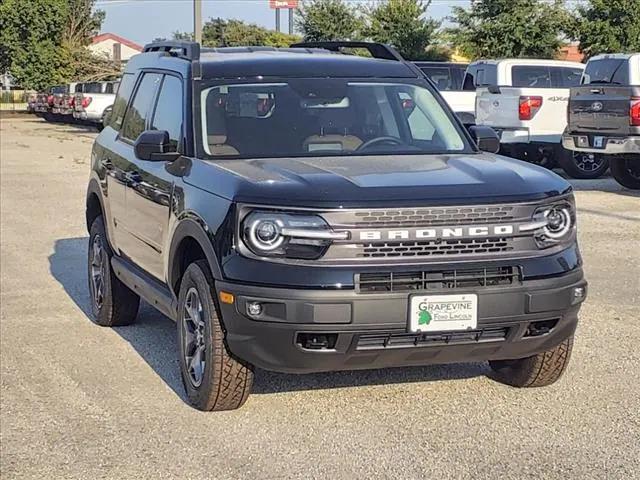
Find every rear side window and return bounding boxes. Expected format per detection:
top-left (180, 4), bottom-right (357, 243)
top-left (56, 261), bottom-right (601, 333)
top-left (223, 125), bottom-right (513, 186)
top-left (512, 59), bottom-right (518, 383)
top-left (84, 82), bottom-right (103, 94)
top-left (463, 65), bottom-right (497, 90)
top-left (550, 67), bottom-right (584, 88)
top-left (121, 72), bottom-right (162, 141)
top-left (105, 82), bottom-right (119, 95)
top-left (421, 67), bottom-right (455, 91)
top-left (109, 73), bottom-right (136, 130)
top-left (583, 58), bottom-right (629, 84)
top-left (151, 75), bottom-right (183, 150)
top-left (512, 66), bottom-right (552, 88)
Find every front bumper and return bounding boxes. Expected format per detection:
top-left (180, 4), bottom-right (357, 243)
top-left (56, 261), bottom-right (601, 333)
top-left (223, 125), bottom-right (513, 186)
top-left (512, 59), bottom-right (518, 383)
top-left (563, 133), bottom-right (640, 155)
top-left (217, 268), bottom-right (586, 374)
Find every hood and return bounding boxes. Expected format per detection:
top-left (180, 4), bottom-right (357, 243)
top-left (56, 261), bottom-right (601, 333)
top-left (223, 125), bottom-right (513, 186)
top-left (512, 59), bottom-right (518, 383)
top-left (184, 153), bottom-right (571, 208)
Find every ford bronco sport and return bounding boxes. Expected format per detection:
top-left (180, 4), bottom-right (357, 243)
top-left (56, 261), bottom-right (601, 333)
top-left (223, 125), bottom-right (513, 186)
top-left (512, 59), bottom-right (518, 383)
top-left (85, 41), bottom-right (587, 411)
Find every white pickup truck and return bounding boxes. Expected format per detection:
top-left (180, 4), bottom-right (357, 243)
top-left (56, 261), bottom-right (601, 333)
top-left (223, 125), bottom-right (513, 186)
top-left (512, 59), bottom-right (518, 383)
top-left (472, 59), bottom-right (608, 179)
top-left (414, 61), bottom-right (476, 124)
top-left (73, 80), bottom-right (119, 130)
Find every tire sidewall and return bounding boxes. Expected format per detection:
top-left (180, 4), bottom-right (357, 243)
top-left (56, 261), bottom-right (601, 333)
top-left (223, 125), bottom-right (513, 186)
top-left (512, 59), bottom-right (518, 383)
top-left (176, 263), bottom-right (218, 408)
top-left (610, 157), bottom-right (640, 189)
top-left (88, 216), bottom-right (115, 323)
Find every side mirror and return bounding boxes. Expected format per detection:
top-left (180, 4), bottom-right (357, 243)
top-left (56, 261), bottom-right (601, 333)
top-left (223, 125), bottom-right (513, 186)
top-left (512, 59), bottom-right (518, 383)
top-left (133, 130), bottom-right (180, 161)
top-left (468, 125), bottom-right (500, 154)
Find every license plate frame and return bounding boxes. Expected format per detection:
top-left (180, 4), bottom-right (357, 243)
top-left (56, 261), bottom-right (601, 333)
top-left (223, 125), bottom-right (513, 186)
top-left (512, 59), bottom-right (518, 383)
top-left (408, 293), bottom-right (478, 333)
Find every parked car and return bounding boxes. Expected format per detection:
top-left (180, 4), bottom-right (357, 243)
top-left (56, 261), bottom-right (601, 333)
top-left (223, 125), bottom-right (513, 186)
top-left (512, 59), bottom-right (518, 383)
top-left (26, 92), bottom-right (38, 113)
top-left (563, 53), bottom-right (640, 189)
top-left (472, 59), bottom-right (608, 179)
top-left (85, 40), bottom-right (587, 411)
top-left (52, 82), bottom-right (81, 120)
top-left (34, 85), bottom-right (67, 118)
top-left (414, 61), bottom-right (476, 124)
top-left (73, 80), bottom-right (120, 130)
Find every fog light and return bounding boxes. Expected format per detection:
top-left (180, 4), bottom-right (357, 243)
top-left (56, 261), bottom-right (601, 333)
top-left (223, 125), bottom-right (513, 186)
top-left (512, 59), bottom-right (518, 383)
top-left (247, 301), bottom-right (263, 317)
top-left (572, 287), bottom-right (586, 304)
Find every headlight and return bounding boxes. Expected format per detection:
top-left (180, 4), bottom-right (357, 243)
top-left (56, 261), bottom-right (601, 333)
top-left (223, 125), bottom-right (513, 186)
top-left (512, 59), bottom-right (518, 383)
top-left (241, 211), bottom-right (348, 260)
top-left (531, 201), bottom-right (576, 248)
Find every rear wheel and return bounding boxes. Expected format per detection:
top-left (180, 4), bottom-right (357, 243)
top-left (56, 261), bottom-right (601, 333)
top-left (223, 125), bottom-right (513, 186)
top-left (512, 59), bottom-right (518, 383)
top-left (87, 216), bottom-right (140, 326)
top-left (558, 150), bottom-right (608, 179)
top-left (489, 336), bottom-right (573, 388)
top-left (176, 260), bottom-right (253, 411)
top-left (610, 156), bottom-right (640, 189)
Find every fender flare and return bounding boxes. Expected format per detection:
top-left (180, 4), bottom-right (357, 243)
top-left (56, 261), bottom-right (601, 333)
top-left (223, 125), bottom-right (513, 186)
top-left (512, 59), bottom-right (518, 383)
top-left (167, 217), bottom-right (224, 293)
top-left (85, 178), bottom-right (104, 230)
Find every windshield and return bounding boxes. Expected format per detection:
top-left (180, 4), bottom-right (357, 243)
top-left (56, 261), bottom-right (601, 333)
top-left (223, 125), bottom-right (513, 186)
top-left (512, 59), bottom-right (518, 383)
top-left (199, 80), bottom-right (469, 158)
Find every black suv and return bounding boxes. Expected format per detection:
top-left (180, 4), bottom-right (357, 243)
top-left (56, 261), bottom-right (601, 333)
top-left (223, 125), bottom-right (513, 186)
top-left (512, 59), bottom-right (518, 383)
top-left (86, 41), bottom-right (587, 411)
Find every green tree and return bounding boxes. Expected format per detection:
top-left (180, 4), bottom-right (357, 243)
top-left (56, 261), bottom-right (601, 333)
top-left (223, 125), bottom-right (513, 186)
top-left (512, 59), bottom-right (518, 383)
top-left (0, 0), bottom-right (70, 89)
top-left (0, 0), bottom-right (110, 90)
top-left (363, 0), bottom-right (445, 60)
top-left (448, 0), bottom-right (570, 59)
top-left (574, 0), bottom-right (640, 58)
top-left (174, 18), bottom-right (299, 48)
top-left (296, 0), bottom-right (362, 41)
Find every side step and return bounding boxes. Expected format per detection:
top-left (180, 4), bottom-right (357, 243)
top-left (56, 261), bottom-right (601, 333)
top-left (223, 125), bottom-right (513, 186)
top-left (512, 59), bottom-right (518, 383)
top-left (111, 256), bottom-right (177, 320)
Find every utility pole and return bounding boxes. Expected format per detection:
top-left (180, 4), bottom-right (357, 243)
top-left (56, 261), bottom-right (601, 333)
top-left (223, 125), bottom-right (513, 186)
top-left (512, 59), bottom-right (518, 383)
top-left (275, 8), bottom-right (281, 32)
top-left (194, 0), bottom-right (202, 44)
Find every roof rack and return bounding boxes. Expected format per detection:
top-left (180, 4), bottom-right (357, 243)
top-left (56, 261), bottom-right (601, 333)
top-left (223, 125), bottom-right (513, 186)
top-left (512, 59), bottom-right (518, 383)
top-left (290, 41), bottom-right (405, 62)
top-left (142, 41), bottom-right (200, 61)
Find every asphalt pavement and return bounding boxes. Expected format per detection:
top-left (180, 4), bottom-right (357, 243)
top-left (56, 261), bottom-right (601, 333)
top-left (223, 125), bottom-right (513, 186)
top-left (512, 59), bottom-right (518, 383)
top-left (1, 117), bottom-right (639, 479)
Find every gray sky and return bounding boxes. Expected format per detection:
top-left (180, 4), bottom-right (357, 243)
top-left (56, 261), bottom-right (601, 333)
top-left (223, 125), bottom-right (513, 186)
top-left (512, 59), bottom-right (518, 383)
top-left (95, 0), bottom-right (472, 46)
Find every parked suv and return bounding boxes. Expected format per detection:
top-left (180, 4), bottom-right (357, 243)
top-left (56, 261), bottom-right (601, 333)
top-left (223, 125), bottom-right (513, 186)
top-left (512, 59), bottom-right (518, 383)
top-left (414, 61), bottom-right (475, 124)
top-left (472, 59), bottom-right (608, 179)
top-left (85, 41), bottom-right (587, 411)
top-left (563, 53), bottom-right (640, 189)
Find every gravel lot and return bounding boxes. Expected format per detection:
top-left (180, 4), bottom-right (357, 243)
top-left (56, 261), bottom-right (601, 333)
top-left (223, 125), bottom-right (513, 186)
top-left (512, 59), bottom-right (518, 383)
top-left (1, 116), bottom-right (639, 479)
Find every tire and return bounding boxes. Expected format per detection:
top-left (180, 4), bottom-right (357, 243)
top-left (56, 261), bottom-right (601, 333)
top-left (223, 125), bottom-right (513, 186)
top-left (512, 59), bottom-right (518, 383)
top-left (558, 150), bottom-right (609, 179)
top-left (176, 260), bottom-right (253, 411)
top-left (610, 156), bottom-right (640, 189)
top-left (88, 216), bottom-right (140, 326)
top-left (489, 336), bottom-right (573, 388)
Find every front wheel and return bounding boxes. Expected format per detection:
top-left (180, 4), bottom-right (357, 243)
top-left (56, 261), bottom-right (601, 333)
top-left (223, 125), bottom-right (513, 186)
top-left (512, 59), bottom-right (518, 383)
top-left (610, 156), bottom-right (640, 189)
top-left (489, 336), bottom-right (573, 388)
top-left (177, 260), bottom-right (253, 411)
top-left (558, 150), bottom-right (608, 179)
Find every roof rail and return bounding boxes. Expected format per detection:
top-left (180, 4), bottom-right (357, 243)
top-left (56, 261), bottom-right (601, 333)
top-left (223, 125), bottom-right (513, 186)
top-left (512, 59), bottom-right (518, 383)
top-left (142, 41), bottom-right (200, 61)
top-left (290, 41), bottom-right (405, 62)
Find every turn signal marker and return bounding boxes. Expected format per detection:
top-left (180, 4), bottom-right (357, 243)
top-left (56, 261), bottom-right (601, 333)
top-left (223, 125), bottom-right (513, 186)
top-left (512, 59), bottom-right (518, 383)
top-left (219, 291), bottom-right (234, 304)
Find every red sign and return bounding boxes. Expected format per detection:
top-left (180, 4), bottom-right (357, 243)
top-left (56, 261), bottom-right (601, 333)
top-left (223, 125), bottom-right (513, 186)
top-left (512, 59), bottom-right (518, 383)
top-left (269, 0), bottom-right (298, 9)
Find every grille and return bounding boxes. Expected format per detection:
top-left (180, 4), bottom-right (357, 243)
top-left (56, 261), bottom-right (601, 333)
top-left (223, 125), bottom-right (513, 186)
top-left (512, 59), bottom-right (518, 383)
top-left (356, 327), bottom-right (508, 350)
top-left (353, 206), bottom-right (515, 227)
top-left (356, 266), bottom-right (520, 293)
top-left (357, 237), bottom-right (513, 258)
